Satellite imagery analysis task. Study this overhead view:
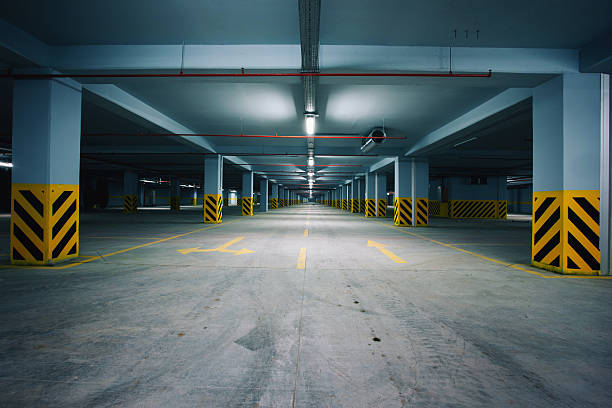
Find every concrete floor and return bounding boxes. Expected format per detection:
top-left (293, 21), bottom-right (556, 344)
top-left (1, 204), bottom-right (611, 407)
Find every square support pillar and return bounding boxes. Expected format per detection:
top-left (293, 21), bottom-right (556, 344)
top-left (203, 155), bottom-right (223, 223)
top-left (365, 173), bottom-right (376, 217)
top-left (123, 171), bottom-right (138, 213)
top-left (241, 172), bottom-right (254, 216)
top-left (350, 179), bottom-right (359, 213)
top-left (11, 78), bottom-right (82, 265)
top-left (169, 177), bottom-right (180, 211)
top-left (394, 158), bottom-right (429, 227)
top-left (260, 179), bottom-right (269, 212)
top-left (271, 183), bottom-right (279, 209)
top-left (375, 173), bottom-right (387, 217)
top-left (532, 73), bottom-right (606, 275)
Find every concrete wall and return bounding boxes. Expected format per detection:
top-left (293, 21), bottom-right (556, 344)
top-left (508, 184), bottom-right (533, 214)
top-left (446, 176), bottom-right (507, 201)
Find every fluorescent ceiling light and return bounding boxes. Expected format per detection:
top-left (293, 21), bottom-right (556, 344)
top-left (307, 157), bottom-right (315, 167)
top-left (305, 115), bottom-right (315, 135)
top-left (453, 136), bottom-right (478, 148)
top-left (308, 171), bottom-right (314, 177)
top-left (0, 161), bottom-right (13, 168)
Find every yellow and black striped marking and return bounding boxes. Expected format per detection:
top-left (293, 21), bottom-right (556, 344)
top-left (204, 194), bottom-right (222, 224)
top-left (11, 183), bottom-right (79, 265)
top-left (416, 198), bottom-right (428, 226)
top-left (429, 200), bottom-right (440, 216)
top-left (450, 200), bottom-right (497, 219)
top-left (191, 197), bottom-right (197, 205)
top-left (377, 199), bottom-right (387, 217)
top-left (271, 198), bottom-right (278, 209)
top-left (564, 190), bottom-right (599, 274)
top-left (123, 194), bottom-right (137, 213)
top-left (169, 197), bottom-right (180, 211)
top-left (360, 199), bottom-right (365, 213)
top-left (393, 197), bottom-right (412, 226)
top-left (242, 197), bottom-right (253, 216)
top-left (497, 200), bottom-right (507, 219)
top-left (532, 192), bottom-right (563, 272)
top-left (365, 199), bottom-right (376, 218)
top-left (342, 199), bottom-right (347, 211)
top-left (351, 199), bottom-right (359, 213)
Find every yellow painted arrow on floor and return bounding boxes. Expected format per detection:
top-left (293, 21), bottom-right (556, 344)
top-left (178, 236), bottom-right (255, 256)
top-left (367, 240), bottom-right (407, 264)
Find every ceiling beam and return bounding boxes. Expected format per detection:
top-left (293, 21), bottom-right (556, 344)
top-left (405, 88), bottom-right (533, 157)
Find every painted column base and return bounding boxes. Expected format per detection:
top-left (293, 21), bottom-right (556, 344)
top-left (415, 198), bottom-right (429, 226)
top-left (11, 183), bottom-right (79, 265)
top-left (123, 194), bottom-right (137, 213)
top-left (270, 198), bottom-right (278, 209)
top-left (169, 197), bottom-right (180, 211)
top-left (365, 199), bottom-right (376, 218)
top-left (242, 197), bottom-right (254, 216)
top-left (377, 199), bottom-right (388, 217)
top-left (532, 190), bottom-right (600, 275)
top-left (203, 194), bottom-right (222, 223)
top-left (393, 197), bottom-right (412, 226)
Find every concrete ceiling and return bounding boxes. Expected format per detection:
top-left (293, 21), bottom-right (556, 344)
top-left (3, 1), bottom-right (612, 48)
top-left (0, 1), bottom-right (611, 196)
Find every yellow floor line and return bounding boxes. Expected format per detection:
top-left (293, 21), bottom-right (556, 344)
top-left (373, 220), bottom-right (612, 280)
top-left (297, 247), bottom-right (306, 269)
top-left (304, 229), bottom-right (309, 237)
top-left (0, 219), bottom-right (239, 270)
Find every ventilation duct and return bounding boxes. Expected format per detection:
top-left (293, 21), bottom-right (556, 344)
top-left (361, 128), bottom-right (387, 153)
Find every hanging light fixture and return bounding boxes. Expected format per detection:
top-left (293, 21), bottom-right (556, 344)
top-left (305, 113), bottom-right (316, 135)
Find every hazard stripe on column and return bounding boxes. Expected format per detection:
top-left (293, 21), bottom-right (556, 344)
top-left (393, 197), bottom-right (412, 226)
top-left (416, 198), bottom-right (428, 226)
top-left (429, 200), bottom-right (440, 216)
top-left (532, 192), bottom-right (562, 271)
top-left (564, 191), bottom-right (600, 274)
top-left (377, 199), bottom-right (387, 217)
top-left (204, 194), bottom-right (222, 223)
top-left (11, 183), bottom-right (79, 265)
top-left (270, 198), bottom-right (278, 209)
top-left (365, 199), bottom-right (376, 218)
top-left (242, 197), bottom-right (254, 216)
top-left (497, 200), bottom-right (507, 219)
top-left (123, 194), bottom-right (137, 213)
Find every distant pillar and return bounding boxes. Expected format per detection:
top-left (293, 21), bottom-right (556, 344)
top-left (169, 178), bottom-right (180, 211)
top-left (394, 158), bottom-right (429, 227)
top-left (203, 155), bottom-right (223, 223)
top-left (123, 171), bottom-right (138, 213)
top-left (376, 173), bottom-right (387, 217)
top-left (241, 172), bottom-right (254, 216)
top-left (271, 183), bottom-right (279, 209)
top-left (365, 173), bottom-right (376, 217)
top-left (260, 179), bottom-right (269, 212)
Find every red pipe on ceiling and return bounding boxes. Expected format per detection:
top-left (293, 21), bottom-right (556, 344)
top-left (240, 163), bottom-right (362, 167)
top-left (83, 133), bottom-right (404, 140)
top-left (2, 70), bottom-right (492, 79)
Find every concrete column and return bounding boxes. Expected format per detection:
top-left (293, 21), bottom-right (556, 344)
top-left (241, 171), bottom-right (254, 216)
top-left (260, 179), bottom-right (268, 212)
top-left (365, 172), bottom-right (376, 217)
top-left (375, 173), bottom-right (387, 217)
top-left (169, 178), bottom-right (180, 211)
top-left (350, 179), bottom-right (357, 213)
top-left (204, 154), bottom-right (223, 223)
top-left (271, 183), bottom-right (279, 209)
top-left (394, 158), bottom-right (429, 226)
top-left (532, 73), bottom-right (606, 275)
top-left (138, 182), bottom-right (145, 207)
top-left (123, 171), bottom-right (138, 213)
top-left (10, 78), bottom-right (82, 265)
